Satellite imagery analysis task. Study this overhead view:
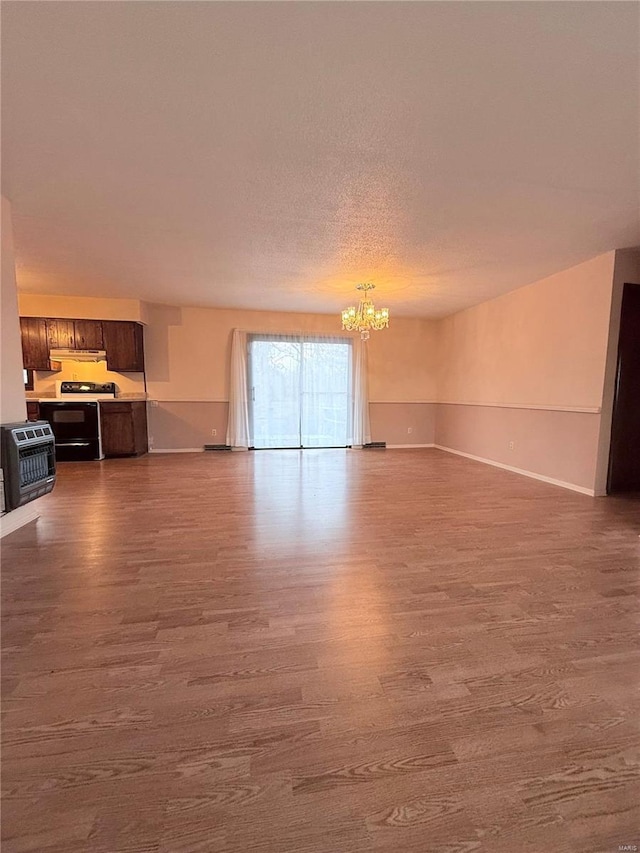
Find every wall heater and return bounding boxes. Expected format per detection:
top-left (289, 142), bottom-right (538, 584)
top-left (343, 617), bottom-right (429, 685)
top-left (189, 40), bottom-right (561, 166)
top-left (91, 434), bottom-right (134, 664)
top-left (1, 421), bottom-right (56, 511)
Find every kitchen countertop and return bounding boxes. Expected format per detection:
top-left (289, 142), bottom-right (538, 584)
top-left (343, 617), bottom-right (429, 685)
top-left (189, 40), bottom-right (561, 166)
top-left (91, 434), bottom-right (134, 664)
top-left (33, 396), bottom-right (150, 403)
top-left (98, 396), bottom-right (149, 403)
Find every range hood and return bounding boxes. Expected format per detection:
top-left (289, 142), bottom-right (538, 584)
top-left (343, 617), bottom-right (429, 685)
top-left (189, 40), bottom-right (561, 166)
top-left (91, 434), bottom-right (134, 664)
top-left (49, 348), bottom-right (107, 363)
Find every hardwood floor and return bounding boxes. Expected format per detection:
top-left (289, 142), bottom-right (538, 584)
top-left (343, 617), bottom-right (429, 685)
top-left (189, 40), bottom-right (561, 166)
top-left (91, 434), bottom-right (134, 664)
top-left (2, 448), bottom-right (639, 853)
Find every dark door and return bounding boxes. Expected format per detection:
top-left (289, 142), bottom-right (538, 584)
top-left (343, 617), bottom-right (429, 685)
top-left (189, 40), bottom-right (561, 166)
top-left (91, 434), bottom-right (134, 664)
top-left (74, 320), bottom-right (104, 350)
top-left (20, 317), bottom-right (50, 369)
top-left (608, 282), bottom-right (640, 492)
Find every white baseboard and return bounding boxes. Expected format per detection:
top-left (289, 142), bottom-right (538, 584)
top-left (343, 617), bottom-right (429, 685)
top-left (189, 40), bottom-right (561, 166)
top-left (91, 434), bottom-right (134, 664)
top-left (385, 443), bottom-right (436, 449)
top-left (434, 444), bottom-right (595, 496)
top-left (151, 445), bottom-right (438, 453)
top-left (149, 448), bottom-right (204, 454)
top-left (1, 504), bottom-right (40, 539)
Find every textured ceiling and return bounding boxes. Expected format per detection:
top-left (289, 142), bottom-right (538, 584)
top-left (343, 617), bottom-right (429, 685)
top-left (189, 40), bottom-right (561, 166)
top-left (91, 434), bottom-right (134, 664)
top-left (2, 1), bottom-right (639, 317)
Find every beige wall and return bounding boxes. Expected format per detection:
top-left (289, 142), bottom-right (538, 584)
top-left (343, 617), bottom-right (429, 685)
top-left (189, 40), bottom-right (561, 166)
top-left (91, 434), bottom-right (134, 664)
top-left (147, 401), bottom-right (437, 451)
top-left (435, 405), bottom-right (601, 492)
top-left (18, 293), bottom-right (147, 323)
top-left (1, 197), bottom-right (26, 424)
top-left (436, 251), bottom-right (616, 409)
top-left (434, 251), bottom-right (619, 494)
top-left (1, 197), bottom-right (39, 534)
top-left (144, 304), bottom-right (437, 403)
top-left (370, 402), bottom-right (436, 447)
top-left (148, 402), bottom-right (229, 451)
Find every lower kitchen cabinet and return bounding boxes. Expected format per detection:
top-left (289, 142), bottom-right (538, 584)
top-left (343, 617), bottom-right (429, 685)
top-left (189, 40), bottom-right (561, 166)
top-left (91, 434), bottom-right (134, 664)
top-left (100, 402), bottom-right (148, 457)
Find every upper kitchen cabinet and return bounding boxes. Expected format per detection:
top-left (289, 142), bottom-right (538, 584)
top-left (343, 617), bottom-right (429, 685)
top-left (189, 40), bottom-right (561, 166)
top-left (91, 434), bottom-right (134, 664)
top-left (20, 317), bottom-right (50, 370)
top-left (46, 318), bottom-right (75, 349)
top-left (74, 319), bottom-right (104, 350)
top-left (102, 321), bottom-right (145, 372)
top-left (19, 316), bottom-right (145, 374)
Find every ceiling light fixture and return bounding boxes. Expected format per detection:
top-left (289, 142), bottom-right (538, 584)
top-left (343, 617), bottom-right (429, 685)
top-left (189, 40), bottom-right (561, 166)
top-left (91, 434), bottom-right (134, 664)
top-left (341, 283), bottom-right (389, 341)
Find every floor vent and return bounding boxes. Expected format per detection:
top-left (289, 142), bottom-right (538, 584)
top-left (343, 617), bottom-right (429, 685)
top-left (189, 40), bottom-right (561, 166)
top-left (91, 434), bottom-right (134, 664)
top-left (204, 444), bottom-right (232, 451)
top-left (363, 441), bottom-right (386, 449)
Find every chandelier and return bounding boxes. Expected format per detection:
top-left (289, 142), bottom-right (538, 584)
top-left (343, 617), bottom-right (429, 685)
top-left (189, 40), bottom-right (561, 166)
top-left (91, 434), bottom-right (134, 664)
top-left (341, 283), bottom-right (389, 340)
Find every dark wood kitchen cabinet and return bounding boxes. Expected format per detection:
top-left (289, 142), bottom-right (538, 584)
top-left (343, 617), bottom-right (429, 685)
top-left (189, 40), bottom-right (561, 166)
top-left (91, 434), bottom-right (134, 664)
top-left (19, 315), bottom-right (145, 374)
top-left (26, 401), bottom-right (40, 422)
top-left (47, 318), bottom-right (104, 351)
top-left (46, 318), bottom-right (76, 350)
top-left (20, 317), bottom-right (50, 369)
top-left (100, 401), bottom-right (148, 457)
top-left (102, 321), bottom-right (145, 372)
top-left (74, 319), bottom-right (104, 350)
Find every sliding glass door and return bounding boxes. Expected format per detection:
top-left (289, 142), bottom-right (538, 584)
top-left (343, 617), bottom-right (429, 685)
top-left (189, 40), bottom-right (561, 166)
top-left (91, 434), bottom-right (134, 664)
top-left (250, 337), bottom-right (301, 448)
top-left (248, 335), bottom-right (352, 449)
top-left (300, 339), bottom-right (352, 447)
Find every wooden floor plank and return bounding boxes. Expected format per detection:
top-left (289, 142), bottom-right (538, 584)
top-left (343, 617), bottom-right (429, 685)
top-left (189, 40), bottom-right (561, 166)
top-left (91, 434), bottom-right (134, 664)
top-left (2, 448), bottom-right (639, 852)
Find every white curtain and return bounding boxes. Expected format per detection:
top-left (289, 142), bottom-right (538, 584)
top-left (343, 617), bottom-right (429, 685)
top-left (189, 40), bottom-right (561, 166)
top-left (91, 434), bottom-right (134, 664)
top-left (226, 329), bottom-right (370, 449)
top-left (226, 329), bottom-right (251, 449)
top-left (351, 337), bottom-right (371, 447)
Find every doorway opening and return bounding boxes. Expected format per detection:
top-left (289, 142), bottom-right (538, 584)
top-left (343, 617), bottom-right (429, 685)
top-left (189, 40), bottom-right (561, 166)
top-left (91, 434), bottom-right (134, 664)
top-left (608, 282), bottom-right (640, 493)
top-left (248, 334), bottom-right (352, 449)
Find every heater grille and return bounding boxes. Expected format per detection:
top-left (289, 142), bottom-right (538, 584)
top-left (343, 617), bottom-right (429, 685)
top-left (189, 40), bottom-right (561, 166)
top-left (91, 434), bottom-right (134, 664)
top-left (19, 444), bottom-right (55, 486)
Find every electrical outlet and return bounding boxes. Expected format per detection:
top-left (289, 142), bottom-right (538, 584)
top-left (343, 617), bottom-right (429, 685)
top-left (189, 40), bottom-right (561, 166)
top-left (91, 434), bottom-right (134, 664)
top-left (211, 429), bottom-right (217, 436)
top-left (72, 372), bottom-right (78, 380)
top-left (407, 427), bottom-right (413, 434)
top-left (149, 400), bottom-right (159, 408)
top-left (508, 440), bottom-right (515, 450)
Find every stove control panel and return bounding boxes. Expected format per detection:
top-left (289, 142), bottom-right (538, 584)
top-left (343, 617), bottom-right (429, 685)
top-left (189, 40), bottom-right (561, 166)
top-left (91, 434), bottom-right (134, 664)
top-left (59, 381), bottom-right (117, 395)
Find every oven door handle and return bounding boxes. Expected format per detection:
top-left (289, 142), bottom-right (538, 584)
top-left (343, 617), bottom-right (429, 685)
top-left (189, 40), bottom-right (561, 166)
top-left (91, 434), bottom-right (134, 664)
top-left (56, 441), bottom-right (92, 447)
